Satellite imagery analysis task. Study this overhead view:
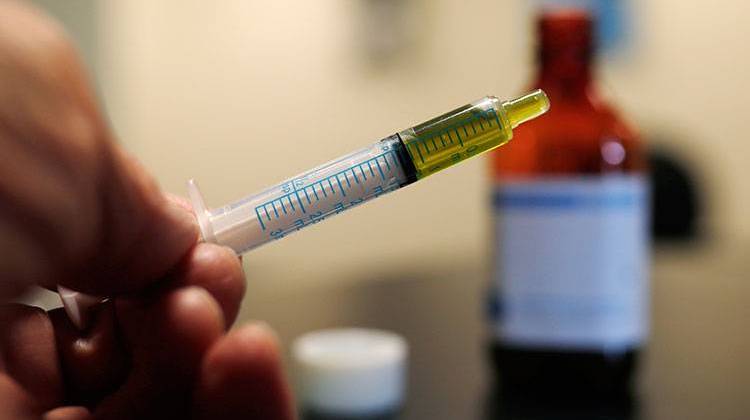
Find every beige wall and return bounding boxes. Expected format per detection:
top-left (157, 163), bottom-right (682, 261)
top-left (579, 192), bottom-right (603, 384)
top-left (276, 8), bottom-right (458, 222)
top-left (96, 0), bottom-right (524, 294)
top-left (45, 1), bottom-right (750, 292)
top-left (601, 0), bottom-right (750, 238)
top-left (30, 0), bottom-right (97, 70)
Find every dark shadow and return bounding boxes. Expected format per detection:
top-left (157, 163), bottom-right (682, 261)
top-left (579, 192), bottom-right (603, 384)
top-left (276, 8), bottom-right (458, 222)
top-left (484, 383), bottom-right (638, 420)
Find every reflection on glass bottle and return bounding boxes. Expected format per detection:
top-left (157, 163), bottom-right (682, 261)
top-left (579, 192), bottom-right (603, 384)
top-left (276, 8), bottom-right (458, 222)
top-left (488, 10), bottom-right (649, 400)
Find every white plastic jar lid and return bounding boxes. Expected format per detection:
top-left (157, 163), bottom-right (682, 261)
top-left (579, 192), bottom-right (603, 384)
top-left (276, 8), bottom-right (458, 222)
top-left (292, 328), bottom-right (408, 416)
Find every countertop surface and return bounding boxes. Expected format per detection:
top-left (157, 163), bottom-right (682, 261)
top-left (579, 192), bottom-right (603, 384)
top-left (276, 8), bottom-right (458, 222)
top-left (244, 239), bottom-right (750, 420)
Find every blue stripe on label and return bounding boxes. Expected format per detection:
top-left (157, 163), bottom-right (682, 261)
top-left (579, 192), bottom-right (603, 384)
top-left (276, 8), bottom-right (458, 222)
top-left (495, 190), bottom-right (643, 209)
top-left (486, 289), bottom-right (502, 321)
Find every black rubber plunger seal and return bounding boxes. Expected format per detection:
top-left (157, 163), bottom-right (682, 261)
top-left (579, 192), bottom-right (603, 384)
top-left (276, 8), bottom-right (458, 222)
top-left (388, 133), bottom-right (418, 185)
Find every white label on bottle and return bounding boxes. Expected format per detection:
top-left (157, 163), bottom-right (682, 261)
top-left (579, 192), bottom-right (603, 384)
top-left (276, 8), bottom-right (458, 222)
top-left (491, 176), bottom-right (649, 352)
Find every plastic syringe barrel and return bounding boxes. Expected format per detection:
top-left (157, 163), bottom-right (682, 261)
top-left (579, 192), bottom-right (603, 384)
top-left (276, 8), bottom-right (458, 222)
top-left (188, 90), bottom-right (549, 254)
top-left (189, 136), bottom-right (414, 254)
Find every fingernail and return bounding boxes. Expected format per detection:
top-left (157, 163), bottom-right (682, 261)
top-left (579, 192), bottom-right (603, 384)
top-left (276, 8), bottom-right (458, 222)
top-left (58, 286), bottom-right (104, 331)
top-left (181, 286), bottom-right (215, 308)
top-left (246, 321), bottom-right (279, 344)
top-left (250, 321), bottom-right (272, 334)
top-left (164, 193), bottom-right (193, 212)
top-left (166, 200), bottom-right (201, 242)
top-left (180, 286), bottom-right (225, 330)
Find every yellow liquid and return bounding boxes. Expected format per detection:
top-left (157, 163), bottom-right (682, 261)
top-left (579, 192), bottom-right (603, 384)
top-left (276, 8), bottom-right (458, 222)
top-left (399, 90), bottom-right (549, 180)
top-left (399, 97), bottom-right (512, 179)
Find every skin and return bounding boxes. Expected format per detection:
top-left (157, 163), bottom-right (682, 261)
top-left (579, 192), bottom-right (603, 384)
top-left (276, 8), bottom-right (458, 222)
top-left (0, 1), bottom-right (295, 418)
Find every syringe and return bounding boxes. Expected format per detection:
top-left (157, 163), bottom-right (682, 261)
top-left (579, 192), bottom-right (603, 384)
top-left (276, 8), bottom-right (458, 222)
top-left (58, 90), bottom-right (549, 329)
top-left (188, 90), bottom-right (550, 254)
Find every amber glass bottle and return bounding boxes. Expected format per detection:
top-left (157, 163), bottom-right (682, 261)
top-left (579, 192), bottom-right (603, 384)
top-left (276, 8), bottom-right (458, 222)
top-left (488, 10), bottom-right (648, 401)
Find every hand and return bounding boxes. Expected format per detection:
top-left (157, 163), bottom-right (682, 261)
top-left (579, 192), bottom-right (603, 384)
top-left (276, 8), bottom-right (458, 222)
top-left (0, 2), bottom-right (294, 418)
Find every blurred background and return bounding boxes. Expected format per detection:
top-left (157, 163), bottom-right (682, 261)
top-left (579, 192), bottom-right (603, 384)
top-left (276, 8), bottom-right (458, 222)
top-left (27, 0), bottom-right (750, 419)
top-left (32, 0), bottom-right (750, 289)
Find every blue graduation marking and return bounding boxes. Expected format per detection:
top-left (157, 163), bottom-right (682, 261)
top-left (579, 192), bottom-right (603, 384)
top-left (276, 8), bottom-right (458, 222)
top-left (253, 150), bottom-right (400, 231)
top-left (336, 176), bottom-right (346, 196)
top-left (255, 207), bottom-right (266, 230)
top-left (477, 114), bottom-right (485, 130)
top-left (292, 184), bottom-right (306, 214)
top-left (453, 128), bottom-right (463, 147)
top-left (409, 107), bottom-right (499, 161)
top-left (490, 109), bottom-right (502, 129)
top-left (411, 142), bottom-right (425, 163)
top-left (375, 160), bottom-right (385, 179)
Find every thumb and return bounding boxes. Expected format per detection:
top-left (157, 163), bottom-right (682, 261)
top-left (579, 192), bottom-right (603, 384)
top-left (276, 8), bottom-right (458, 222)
top-left (60, 149), bottom-right (199, 295)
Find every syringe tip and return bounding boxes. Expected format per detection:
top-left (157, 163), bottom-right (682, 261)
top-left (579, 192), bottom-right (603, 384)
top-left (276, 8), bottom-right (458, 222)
top-left (502, 89), bottom-right (550, 128)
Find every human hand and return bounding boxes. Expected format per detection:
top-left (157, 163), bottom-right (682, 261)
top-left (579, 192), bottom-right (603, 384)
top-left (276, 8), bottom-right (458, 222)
top-left (2, 243), bottom-right (294, 420)
top-left (0, 2), bottom-right (294, 418)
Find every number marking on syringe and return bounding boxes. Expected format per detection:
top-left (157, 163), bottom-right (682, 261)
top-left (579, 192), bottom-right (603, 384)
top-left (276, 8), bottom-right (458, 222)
top-left (255, 150), bottom-right (400, 231)
top-left (407, 107), bottom-right (499, 163)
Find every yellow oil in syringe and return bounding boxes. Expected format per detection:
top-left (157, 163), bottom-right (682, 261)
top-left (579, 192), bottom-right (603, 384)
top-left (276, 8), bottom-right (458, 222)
top-left (189, 90), bottom-right (550, 253)
top-left (399, 91), bottom-right (550, 179)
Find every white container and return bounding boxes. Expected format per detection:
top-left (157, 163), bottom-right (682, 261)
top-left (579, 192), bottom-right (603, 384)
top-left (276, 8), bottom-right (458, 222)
top-left (292, 328), bottom-right (408, 417)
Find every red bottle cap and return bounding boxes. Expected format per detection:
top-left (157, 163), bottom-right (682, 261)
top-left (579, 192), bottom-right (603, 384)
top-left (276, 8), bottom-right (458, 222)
top-left (538, 9), bottom-right (593, 56)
